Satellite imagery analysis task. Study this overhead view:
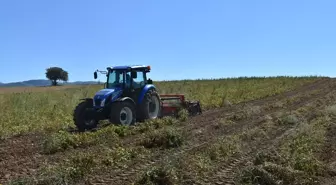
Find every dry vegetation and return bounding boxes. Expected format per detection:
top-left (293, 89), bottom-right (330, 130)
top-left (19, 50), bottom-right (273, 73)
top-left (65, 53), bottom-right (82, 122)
top-left (0, 85), bottom-right (85, 94)
top-left (1, 76), bottom-right (336, 185)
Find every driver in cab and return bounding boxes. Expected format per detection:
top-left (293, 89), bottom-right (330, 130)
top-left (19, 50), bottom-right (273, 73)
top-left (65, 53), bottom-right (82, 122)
top-left (125, 74), bottom-right (140, 88)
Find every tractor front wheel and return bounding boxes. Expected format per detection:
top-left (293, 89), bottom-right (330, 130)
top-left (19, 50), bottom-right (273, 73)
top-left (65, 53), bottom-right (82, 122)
top-left (138, 89), bottom-right (162, 121)
top-left (109, 101), bottom-right (136, 126)
top-left (73, 99), bottom-right (98, 131)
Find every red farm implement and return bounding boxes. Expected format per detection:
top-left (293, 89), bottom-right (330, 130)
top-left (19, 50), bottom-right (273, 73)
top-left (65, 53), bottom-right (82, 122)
top-left (160, 94), bottom-right (202, 117)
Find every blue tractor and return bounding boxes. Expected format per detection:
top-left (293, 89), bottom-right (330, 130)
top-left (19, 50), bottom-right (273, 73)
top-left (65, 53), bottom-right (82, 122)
top-left (73, 65), bottom-right (162, 131)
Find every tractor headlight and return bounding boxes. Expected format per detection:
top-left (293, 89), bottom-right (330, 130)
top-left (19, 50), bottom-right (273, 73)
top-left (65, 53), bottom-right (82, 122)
top-left (100, 98), bottom-right (106, 107)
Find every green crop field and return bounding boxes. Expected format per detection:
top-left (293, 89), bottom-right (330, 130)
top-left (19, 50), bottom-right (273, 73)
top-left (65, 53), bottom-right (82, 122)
top-left (1, 76), bottom-right (336, 185)
top-left (0, 76), bottom-right (316, 139)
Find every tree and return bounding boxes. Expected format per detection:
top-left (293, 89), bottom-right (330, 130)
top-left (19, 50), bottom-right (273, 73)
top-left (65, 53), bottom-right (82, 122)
top-left (45, 67), bottom-right (69, 86)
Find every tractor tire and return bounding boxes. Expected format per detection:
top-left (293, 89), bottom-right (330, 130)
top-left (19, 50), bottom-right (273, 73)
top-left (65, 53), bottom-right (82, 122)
top-left (73, 99), bottom-right (98, 131)
top-left (138, 89), bottom-right (162, 121)
top-left (109, 100), bottom-right (136, 126)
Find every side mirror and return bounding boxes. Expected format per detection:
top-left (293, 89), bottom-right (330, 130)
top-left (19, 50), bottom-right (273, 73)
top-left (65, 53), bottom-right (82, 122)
top-left (147, 78), bottom-right (153, 84)
top-left (131, 71), bottom-right (137, 79)
top-left (94, 71), bottom-right (98, 79)
top-left (104, 82), bottom-right (107, 88)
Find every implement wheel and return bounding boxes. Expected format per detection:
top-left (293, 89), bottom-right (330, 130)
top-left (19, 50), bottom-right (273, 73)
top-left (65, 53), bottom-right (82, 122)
top-left (138, 89), bottom-right (162, 121)
top-left (110, 101), bottom-right (136, 126)
top-left (73, 99), bottom-right (98, 131)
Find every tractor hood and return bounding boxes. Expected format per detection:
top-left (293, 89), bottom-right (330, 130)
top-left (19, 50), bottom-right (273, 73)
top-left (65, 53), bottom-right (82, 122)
top-left (93, 88), bottom-right (123, 107)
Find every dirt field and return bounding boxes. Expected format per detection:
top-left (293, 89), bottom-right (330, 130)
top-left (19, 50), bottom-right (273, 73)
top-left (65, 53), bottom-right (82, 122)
top-left (1, 77), bottom-right (336, 185)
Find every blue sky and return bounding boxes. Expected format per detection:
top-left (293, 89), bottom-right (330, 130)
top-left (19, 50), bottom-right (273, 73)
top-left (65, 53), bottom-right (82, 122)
top-left (0, 0), bottom-right (335, 83)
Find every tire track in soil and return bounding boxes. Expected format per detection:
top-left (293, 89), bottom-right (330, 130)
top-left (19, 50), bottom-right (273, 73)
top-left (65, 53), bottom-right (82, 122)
top-left (196, 126), bottom-right (293, 185)
top-left (191, 83), bottom-right (336, 185)
top-left (84, 79), bottom-right (334, 185)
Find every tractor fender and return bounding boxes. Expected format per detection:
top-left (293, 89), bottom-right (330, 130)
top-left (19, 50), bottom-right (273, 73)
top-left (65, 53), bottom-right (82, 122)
top-left (115, 97), bottom-right (136, 105)
top-left (138, 84), bottom-right (156, 104)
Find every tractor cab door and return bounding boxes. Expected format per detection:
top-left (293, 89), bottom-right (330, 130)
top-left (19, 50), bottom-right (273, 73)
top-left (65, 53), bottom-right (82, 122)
top-left (123, 70), bottom-right (147, 104)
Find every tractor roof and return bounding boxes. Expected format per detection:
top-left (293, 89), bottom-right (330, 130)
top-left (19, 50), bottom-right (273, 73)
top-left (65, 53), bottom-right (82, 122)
top-left (107, 65), bottom-right (150, 71)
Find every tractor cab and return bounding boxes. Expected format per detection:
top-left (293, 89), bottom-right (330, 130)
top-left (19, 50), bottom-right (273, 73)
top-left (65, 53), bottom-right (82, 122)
top-left (92, 65), bottom-right (154, 109)
top-left (94, 65), bottom-right (152, 89)
top-left (96, 65), bottom-right (153, 90)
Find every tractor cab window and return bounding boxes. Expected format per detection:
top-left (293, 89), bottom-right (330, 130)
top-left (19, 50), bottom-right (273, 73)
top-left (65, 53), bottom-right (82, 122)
top-left (107, 70), bottom-right (124, 89)
top-left (126, 71), bottom-right (145, 89)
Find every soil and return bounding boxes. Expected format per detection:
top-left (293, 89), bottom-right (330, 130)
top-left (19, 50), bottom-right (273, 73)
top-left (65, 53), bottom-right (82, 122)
top-left (0, 134), bottom-right (43, 182)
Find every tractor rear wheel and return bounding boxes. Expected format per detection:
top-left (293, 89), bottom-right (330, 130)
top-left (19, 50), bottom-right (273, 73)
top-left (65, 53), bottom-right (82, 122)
top-left (73, 99), bottom-right (98, 131)
top-left (109, 100), bottom-right (136, 126)
top-left (138, 89), bottom-right (162, 121)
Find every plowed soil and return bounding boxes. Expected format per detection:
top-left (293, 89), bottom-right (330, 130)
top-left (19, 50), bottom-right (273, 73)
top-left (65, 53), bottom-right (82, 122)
top-left (1, 78), bottom-right (336, 185)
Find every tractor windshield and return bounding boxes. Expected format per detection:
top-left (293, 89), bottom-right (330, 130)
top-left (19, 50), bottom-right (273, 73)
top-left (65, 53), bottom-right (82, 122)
top-left (106, 70), bottom-right (124, 89)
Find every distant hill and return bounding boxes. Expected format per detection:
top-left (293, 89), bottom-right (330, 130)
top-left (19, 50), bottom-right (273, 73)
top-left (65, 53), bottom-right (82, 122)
top-left (0, 79), bottom-right (99, 87)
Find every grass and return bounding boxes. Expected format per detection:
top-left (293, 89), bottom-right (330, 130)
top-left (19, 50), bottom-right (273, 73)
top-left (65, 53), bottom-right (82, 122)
top-left (325, 105), bottom-right (336, 116)
top-left (141, 127), bottom-right (184, 149)
top-left (206, 135), bottom-right (242, 161)
top-left (135, 116), bottom-right (180, 133)
top-left (1, 76), bottom-right (328, 185)
top-left (0, 76), bottom-right (319, 139)
top-left (156, 77), bottom-right (319, 109)
top-left (0, 87), bottom-right (98, 139)
top-left (43, 116), bottom-right (184, 154)
top-left (277, 113), bottom-right (300, 125)
top-left (41, 126), bottom-right (120, 154)
top-left (136, 164), bottom-right (178, 185)
top-left (279, 116), bottom-right (330, 176)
